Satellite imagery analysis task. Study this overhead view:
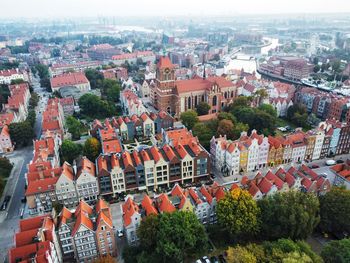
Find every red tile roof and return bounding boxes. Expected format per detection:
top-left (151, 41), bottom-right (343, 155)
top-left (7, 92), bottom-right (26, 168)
top-left (157, 194), bottom-right (176, 213)
top-left (157, 56), bottom-right (174, 69)
top-left (122, 197), bottom-right (139, 227)
top-left (25, 177), bottom-right (58, 196)
top-left (50, 72), bottom-right (89, 88)
top-left (141, 195), bottom-right (158, 216)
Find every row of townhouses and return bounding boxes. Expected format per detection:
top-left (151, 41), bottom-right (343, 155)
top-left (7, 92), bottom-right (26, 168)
top-left (122, 161), bottom-right (331, 245)
top-left (211, 120), bottom-right (350, 180)
top-left (295, 87), bottom-right (350, 122)
top-left (0, 83), bottom-right (31, 153)
top-left (90, 111), bottom-right (174, 154)
top-left (25, 98), bottom-right (65, 214)
top-left (57, 199), bottom-right (116, 262)
top-left (25, 128), bottom-right (211, 215)
top-left (122, 182), bottom-right (226, 244)
top-left (120, 88), bottom-right (148, 116)
top-left (8, 199), bottom-right (116, 263)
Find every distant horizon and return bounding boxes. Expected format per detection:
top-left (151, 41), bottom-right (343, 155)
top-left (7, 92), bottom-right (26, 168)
top-left (1, 0), bottom-right (350, 19)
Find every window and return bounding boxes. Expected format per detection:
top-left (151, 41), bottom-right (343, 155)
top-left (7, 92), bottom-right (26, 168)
top-left (101, 226), bottom-right (106, 231)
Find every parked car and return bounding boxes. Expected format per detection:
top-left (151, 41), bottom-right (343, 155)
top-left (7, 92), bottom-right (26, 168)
top-left (202, 256), bottom-right (210, 263)
top-left (326, 160), bottom-right (336, 166)
top-left (1, 195), bottom-right (11, 210)
top-left (117, 229), bottom-right (124, 237)
top-left (310, 164), bottom-right (320, 169)
top-left (336, 159), bottom-right (344, 164)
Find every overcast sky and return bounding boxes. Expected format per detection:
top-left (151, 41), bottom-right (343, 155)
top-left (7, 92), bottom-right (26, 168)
top-left (1, 0), bottom-right (349, 18)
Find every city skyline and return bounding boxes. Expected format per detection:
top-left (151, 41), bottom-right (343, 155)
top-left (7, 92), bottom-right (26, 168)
top-left (0, 0), bottom-right (350, 19)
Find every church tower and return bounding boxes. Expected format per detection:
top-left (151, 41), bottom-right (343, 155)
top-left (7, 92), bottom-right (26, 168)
top-left (154, 56), bottom-right (177, 115)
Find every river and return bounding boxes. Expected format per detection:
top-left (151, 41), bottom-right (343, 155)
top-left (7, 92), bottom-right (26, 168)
top-left (224, 38), bottom-right (279, 76)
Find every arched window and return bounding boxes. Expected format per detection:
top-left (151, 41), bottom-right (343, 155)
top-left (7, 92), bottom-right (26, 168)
top-left (224, 92), bottom-right (227, 99)
top-left (194, 96), bottom-right (198, 107)
top-left (212, 95), bottom-right (217, 106)
top-left (231, 90), bottom-right (234, 97)
top-left (201, 95), bottom-right (205, 102)
top-left (188, 97), bottom-right (192, 109)
top-left (167, 106), bottom-right (171, 114)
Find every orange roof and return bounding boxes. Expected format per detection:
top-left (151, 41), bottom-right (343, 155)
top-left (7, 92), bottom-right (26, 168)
top-left (141, 195), bottom-right (158, 216)
top-left (122, 151), bottom-right (134, 168)
top-left (97, 211), bottom-right (113, 229)
top-left (200, 186), bottom-right (213, 204)
top-left (157, 56), bottom-right (174, 69)
top-left (96, 199), bottom-right (109, 214)
top-left (174, 144), bottom-right (188, 159)
top-left (50, 72), bottom-right (89, 88)
top-left (0, 113), bottom-right (15, 128)
top-left (132, 150), bottom-right (142, 166)
top-left (1, 125), bottom-right (10, 137)
top-left (61, 162), bottom-right (74, 180)
top-left (74, 200), bottom-right (93, 217)
top-left (102, 138), bottom-right (122, 154)
top-left (19, 215), bottom-right (48, 232)
top-left (76, 157), bottom-right (95, 178)
top-left (257, 177), bottom-right (273, 194)
top-left (25, 177), bottom-right (58, 196)
top-left (188, 188), bottom-right (202, 204)
top-left (72, 211), bottom-right (93, 236)
top-left (165, 128), bottom-right (198, 147)
top-left (150, 146), bottom-right (162, 162)
top-left (215, 187), bottom-right (226, 201)
top-left (163, 144), bottom-right (178, 162)
top-left (140, 149), bottom-right (151, 162)
top-left (122, 197), bottom-right (140, 227)
top-left (59, 207), bottom-right (73, 226)
top-left (157, 194), bottom-right (176, 213)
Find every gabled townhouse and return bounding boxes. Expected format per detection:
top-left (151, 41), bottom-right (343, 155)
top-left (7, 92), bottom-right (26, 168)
top-left (0, 125), bottom-right (13, 153)
top-left (58, 199), bottom-right (116, 262)
top-left (91, 112), bottom-right (173, 147)
top-left (288, 131), bottom-right (307, 163)
top-left (3, 83), bottom-right (31, 122)
top-left (42, 98), bottom-right (65, 139)
top-left (149, 146), bottom-right (169, 189)
top-left (121, 89), bottom-right (148, 116)
top-left (75, 157), bottom-right (99, 203)
top-left (26, 174), bottom-right (60, 215)
top-left (55, 162), bottom-right (79, 207)
top-left (122, 181), bottom-right (226, 244)
top-left (122, 197), bottom-right (141, 245)
top-left (9, 214), bottom-right (62, 263)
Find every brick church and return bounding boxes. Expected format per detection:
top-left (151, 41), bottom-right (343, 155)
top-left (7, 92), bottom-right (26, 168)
top-left (150, 56), bottom-right (237, 117)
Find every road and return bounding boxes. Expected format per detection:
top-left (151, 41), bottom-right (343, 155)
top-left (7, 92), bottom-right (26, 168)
top-left (0, 76), bottom-right (47, 262)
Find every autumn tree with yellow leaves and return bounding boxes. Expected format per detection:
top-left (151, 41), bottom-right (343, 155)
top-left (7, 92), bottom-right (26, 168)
top-left (216, 188), bottom-right (260, 239)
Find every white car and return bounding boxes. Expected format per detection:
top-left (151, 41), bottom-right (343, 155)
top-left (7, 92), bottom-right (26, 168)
top-left (325, 160), bottom-right (336, 166)
top-left (117, 229), bottom-right (124, 237)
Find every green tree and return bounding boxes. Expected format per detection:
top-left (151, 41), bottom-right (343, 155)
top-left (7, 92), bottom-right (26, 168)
top-left (61, 140), bottom-right (82, 164)
top-left (321, 238), bottom-right (350, 263)
top-left (0, 157), bottom-right (13, 178)
top-left (218, 112), bottom-right (237, 123)
top-left (254, 89), bottom-right (269, 106)
top-left (217, 188), bottom-right (260, 238)
top-left (66, 116), bottom-right (83, 140)
top-left (0, 85), bottom-right (10, 111)
top-left (35, 64), bottom-right (50, 79)
top-left (192, 122), bottom-right (214, 149)
top-left (195, 102), bottom-right (211, 116)
top-left (180, 110), bottom-right (199, 130)
top-left (83, 137), bottom-right (101, 161)
top-left (258, 191), bottom-right (320, 240)
top-left (101, 79), bottom-right (121, 102)
top-left (226, 245), bottom-right (257, 263)
top-left (26, 109), bottom-right (36, 127)
top-left (319, 187), bottom-right (350, 235)
top-left (156, 211), bottom-right (208, 262)
top-left (258, 104), bottom-right (277, 119)
top-left (252, 110), bottom-right (276, 136)
top-left (137, 214), bottom-right (159, 250)
top-left (232, 122), bottom-right (249, 140)
top-left (29, 92), bottom-right (39, 109)
top-left (85, 69), bottom-right (104, 89)
top-left (136, 211), bottom-right (208, 263)
top-left (217, 119), bottom-right (234, 139)
top-left (78, 94), bottom-right (115, 119)
top-left (9, 121), bottom-right (34, 147)
top-left (10, 79), bottom-right (25, 84)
